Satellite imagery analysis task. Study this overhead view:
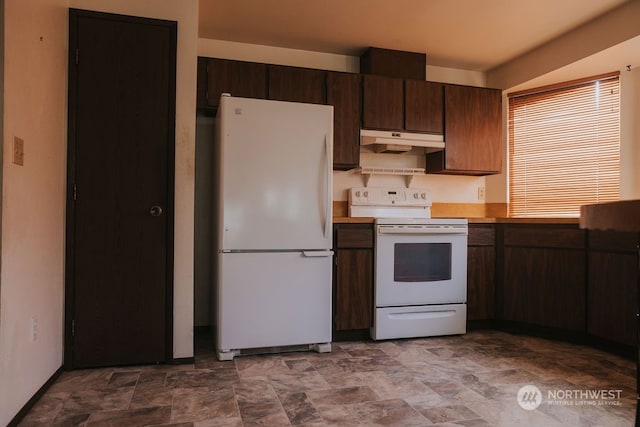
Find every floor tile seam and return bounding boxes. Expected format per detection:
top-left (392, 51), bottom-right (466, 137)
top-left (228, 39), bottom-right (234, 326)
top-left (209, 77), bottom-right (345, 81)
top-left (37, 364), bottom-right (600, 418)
top-left (272, 384), bottom-right (322, 426)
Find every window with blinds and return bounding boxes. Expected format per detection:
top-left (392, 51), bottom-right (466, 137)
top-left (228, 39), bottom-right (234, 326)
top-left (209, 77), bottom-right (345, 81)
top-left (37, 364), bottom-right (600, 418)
top-left (508, 72), bottom-right (620, 217)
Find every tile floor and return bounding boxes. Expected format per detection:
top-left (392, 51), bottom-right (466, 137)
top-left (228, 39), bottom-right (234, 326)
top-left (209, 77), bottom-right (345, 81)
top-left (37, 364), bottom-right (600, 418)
top-left (18, 330), bottom-right (636, 426)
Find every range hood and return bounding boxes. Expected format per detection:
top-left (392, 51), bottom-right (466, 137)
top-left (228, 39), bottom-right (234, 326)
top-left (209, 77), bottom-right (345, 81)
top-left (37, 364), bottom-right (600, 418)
top-left (360, 129), bottom-right (445, 153)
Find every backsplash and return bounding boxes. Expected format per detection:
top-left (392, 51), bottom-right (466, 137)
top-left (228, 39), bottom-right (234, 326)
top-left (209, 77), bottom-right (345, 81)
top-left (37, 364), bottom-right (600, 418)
top-left (332, 150), bottom-right (487, 203)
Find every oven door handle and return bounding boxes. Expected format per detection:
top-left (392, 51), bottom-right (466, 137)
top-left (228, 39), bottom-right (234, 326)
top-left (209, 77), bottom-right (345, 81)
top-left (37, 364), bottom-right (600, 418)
top-left (377, 226), bottom-right (467, 235)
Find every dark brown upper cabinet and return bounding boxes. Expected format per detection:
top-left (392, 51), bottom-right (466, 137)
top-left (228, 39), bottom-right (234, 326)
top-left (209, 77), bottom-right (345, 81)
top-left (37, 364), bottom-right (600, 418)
top-left (360, 47), bottom-right (426, 80)
top-left (427, 85), bottom-right (502, 175)
top-left (404, 80), bottom-right (444, 134)
top-left (326, 72), bottom-right (362, 170)
top-left (268, 65), bottom-right (326, 104)
top-left (362, 74), bottom-right (403, 131)
top-left (198, 57), bottom-right (267, 111)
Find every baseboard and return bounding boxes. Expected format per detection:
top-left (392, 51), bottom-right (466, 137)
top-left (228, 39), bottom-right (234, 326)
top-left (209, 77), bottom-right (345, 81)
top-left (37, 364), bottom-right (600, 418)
top-left (467, 319), bottom-right (498, 330)
top-left (194, 325), bottom-right (211, 334)
top-left (8, 366), bottom-right (63, 427)
top-left (332, 329), bottom-right (371, 342)
top-left (170, 357), bottom-right (195, 365)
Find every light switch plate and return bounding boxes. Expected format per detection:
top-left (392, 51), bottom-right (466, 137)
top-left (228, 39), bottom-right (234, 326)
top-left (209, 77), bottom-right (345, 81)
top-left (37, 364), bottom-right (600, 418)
top-left (13, 136), bottom-right (24, 166)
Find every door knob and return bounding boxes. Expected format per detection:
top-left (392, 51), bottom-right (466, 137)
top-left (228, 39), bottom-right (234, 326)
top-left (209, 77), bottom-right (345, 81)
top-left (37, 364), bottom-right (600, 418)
top-left (149, 205), bottom-right (163, 217)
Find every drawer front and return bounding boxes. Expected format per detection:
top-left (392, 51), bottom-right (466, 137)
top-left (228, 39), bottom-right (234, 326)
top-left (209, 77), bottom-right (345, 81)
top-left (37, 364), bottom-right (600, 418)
top-left (372, 304), bottom-right (466, 340)
top-left (468, 225), bottom-right (495, 246)
top-left (589, 230), bottom-right (639, 253)
top-left (503, 226), bottom-right (585, 249)
top-left (335, 225), bottom-right (374, 249)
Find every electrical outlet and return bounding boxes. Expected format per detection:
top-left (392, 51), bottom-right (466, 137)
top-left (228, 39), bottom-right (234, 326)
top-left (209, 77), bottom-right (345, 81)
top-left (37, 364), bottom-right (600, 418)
top-left (31, 316), bottom-right (38, 342)
top-left (477, 186), bottom-right (486, 201)
top-left (13, 136), bottom-right (24, 166)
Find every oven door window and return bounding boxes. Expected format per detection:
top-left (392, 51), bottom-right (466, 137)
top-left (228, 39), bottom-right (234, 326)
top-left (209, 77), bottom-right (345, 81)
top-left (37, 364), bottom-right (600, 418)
top-left (394, 243), bottom-right (451, 282)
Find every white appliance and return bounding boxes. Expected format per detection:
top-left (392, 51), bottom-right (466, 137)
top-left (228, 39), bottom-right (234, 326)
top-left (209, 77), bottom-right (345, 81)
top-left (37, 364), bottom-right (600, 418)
top-left (360, 129), bottom-right (445, 153)
top-left (215, 95), bottom-right (333, 361)
top-left (348, 187), bottom-right (468, 340)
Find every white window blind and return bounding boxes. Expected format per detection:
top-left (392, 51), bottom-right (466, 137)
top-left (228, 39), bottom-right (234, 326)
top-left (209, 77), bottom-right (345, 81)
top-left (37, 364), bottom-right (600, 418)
top-left (508, 72), bottom-right (620, 217)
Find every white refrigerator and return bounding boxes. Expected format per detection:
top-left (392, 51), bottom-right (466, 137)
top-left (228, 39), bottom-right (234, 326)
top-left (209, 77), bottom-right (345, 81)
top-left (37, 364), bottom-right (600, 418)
top-left (214, 95), bottom-right (334, 361)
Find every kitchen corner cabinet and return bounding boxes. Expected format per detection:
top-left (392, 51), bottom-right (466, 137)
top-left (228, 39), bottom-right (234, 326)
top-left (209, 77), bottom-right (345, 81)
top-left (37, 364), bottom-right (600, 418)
top-left (327, 72), bottom-right (362, 170)
top-left (467, 224), bottom-right (496, 320)
top-left (198, 57), bottom-right (267, 111)
top-left (362, 74), bottom-right (404, 130)
top-left (587, 230), bottom-right (638, 346)
top-left (404, 80), bottom-right (444, 134)
top-left (427, 85), bottom-right (502, 175)
top-left (500, 225), bottom-right (586, 331)
top-left (268, 65), bottom-right (326, 104)
top-left (333, 224), bottom-right (374, 333)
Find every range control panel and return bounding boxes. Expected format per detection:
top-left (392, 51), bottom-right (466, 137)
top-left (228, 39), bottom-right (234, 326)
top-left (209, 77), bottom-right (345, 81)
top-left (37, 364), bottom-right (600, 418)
top-left (349, 187), bottom-right (432, 207)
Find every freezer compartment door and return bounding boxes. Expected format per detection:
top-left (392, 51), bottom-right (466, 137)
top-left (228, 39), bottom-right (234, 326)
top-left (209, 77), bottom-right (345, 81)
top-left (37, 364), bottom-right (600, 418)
top-left (372, 304), bottom-right (466, 340)
top-left (217, 251), bottom-right (332, 353)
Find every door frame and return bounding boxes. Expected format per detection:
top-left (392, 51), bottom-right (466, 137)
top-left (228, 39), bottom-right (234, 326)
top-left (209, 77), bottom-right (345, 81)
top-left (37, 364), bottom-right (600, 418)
top-left (64, 8), bottom-right (176, 369)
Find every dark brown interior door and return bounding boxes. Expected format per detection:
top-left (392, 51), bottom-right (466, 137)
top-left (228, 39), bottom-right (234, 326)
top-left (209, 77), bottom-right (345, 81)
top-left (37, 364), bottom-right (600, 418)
top-left (66, 9), bottom-right (176, 368)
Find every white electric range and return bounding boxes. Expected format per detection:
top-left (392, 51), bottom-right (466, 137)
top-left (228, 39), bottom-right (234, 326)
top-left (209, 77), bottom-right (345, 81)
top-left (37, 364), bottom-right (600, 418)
top-left (348, 187), bottom-right (468, 340)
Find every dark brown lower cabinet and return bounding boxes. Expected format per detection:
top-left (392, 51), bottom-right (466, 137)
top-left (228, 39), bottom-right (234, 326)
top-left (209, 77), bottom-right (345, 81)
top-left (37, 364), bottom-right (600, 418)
top-left (587, 230), bottom-right (639, 346)
top-left (334, 249), bottom-right (373, 330)
top-left (500, 225), bottom-right (586, 332)
top-left (333, 224), bottom-right (374, 337)
top-left (467, 225), bottom-right (495, 320)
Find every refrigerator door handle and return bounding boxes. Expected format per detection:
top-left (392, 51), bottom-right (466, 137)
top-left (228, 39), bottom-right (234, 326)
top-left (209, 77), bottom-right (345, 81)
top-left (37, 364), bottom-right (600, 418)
top-left (324, 134), bottom-right (332, 240)
top-left (302, 250), bottom-right (333, 257)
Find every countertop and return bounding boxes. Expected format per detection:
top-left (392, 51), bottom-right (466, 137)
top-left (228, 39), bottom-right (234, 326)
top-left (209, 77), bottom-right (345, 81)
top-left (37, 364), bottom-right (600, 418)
top-left (580, 199), bottom-right (640, 232)
top-left (333, 216), bottom-right (580, 224)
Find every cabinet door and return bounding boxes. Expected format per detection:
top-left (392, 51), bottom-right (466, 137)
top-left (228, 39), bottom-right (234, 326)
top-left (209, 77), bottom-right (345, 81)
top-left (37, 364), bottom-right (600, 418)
top-left (327, 72), bottom-right (362, 170)
top-left (501, 226), bottom-right (586, 331)
top-left (333, 224), bottom-right (373, 332)
top-left (587, 231), bottom-right (638, 346)
top-left (405, 80), bottom-right (443, 134)
top-left (268, 65), bottom-right (326, 104)
top-left (362, 74), bottom-right (403, 131)
top-left (428, 85), bottom-right (501, 175)
top-left (334, 249), bottom-right (373, 330)
top-left (467, 225), bottom-right (495, 321)
top-left (205, 58), bottom-right (267, 109)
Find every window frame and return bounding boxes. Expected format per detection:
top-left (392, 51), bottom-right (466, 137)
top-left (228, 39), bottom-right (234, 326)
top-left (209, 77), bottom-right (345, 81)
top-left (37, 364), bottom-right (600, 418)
top-left (507, 72), bottom-right (620, 218)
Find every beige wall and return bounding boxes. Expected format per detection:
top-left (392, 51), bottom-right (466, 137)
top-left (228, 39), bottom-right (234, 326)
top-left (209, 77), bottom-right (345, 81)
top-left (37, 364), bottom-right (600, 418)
top-left (485, 0), bottom-right (640, 206)
top-left (1, 0), bottom-right (68, 423)
top-left (1, 1), bottom-right (197, 422)
top-left (486, 1), bottom-right (640, 90)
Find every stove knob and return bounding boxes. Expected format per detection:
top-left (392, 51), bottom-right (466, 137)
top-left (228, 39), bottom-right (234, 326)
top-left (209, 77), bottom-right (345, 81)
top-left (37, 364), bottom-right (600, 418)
top-left (363, 191), bottom-right (369, 198)
top-left (421, 193), bottom-right (426, 199)
top-left (355, 191), bottom-right (361, 198)
top-left (413, 193), bottom-right (419, 199)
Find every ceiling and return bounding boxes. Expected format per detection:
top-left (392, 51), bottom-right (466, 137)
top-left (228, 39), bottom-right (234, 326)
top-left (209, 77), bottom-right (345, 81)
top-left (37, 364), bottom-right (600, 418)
top-left (198, 0), bottom-right (629, 72)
